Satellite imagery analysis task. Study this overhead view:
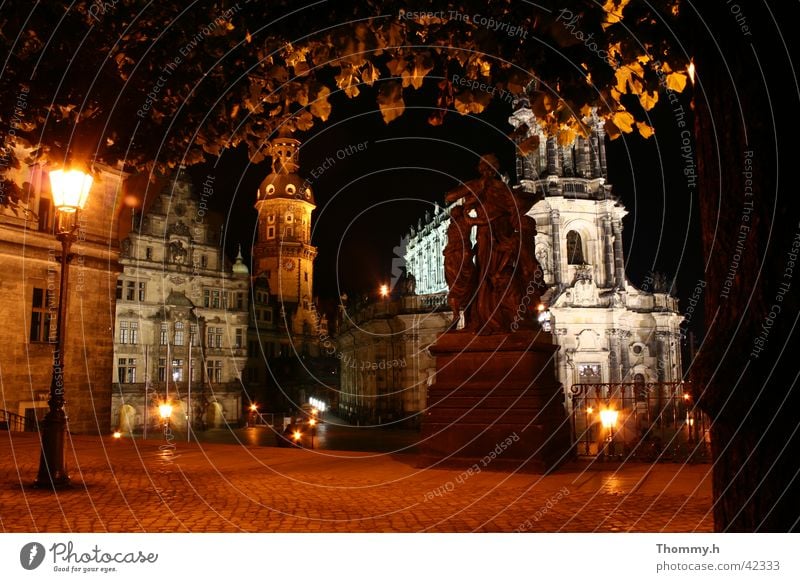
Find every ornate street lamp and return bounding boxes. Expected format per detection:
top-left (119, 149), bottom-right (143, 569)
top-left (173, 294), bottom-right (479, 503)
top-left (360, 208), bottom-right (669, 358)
top-left (35, 168), bottom-right (93, 488)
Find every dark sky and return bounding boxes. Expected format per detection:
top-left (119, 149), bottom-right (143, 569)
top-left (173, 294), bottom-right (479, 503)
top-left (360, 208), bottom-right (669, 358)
top-left (189, 79), bottom-right (703, 338)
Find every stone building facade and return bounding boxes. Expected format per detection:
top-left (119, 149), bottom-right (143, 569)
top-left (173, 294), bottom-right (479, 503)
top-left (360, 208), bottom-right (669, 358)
top-left (1, 161), bottom-right (126, 434)
top-left (509, 103), bottom-right (684, 395)
top-left (111, 169), bottom-right (248, 434)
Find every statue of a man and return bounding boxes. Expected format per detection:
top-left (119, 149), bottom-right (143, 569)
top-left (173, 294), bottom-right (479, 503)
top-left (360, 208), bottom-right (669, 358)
top-left (443, 205), bottom-right (476, 329)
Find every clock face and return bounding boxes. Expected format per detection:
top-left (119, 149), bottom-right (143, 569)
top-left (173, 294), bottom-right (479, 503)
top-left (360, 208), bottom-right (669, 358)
top-left (283, 259), bottom-right (295, 271)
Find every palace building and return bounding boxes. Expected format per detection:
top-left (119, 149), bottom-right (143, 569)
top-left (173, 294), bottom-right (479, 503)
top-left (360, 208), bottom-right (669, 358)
top-left (111, 169), bottom-right (248, 434)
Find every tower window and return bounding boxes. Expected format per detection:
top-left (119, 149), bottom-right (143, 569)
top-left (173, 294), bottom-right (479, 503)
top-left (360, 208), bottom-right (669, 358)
top-left (267, 226), bottom-right (275, 239)
top-left (285, 212), bottom-right (294, 223)
top-left (267, 214), bottom-right (275, 223)
top-left (566, 230), bottom-right (585, 265)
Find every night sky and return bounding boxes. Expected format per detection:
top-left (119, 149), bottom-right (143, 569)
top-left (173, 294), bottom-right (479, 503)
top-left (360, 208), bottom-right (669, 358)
top-left (189, 78), bottom-right (703, 339)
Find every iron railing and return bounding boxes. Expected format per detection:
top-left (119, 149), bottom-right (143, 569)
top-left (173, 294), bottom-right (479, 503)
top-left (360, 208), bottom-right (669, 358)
top-left (570, 382), bottom-right (711, 462)
top-left (0, 409), bottom-right (38, 432)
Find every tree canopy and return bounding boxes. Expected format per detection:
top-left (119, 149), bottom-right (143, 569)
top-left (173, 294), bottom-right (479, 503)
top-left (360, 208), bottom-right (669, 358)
top-left (1, 0), bottom-right (688, 183)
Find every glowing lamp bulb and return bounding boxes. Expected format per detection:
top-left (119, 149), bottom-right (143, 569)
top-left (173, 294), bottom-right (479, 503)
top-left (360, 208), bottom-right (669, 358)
top-left (599, 409), bottom-right (619, 430)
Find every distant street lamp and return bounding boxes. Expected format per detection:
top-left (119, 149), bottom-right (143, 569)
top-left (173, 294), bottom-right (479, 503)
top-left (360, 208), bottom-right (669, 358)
top-left (35, 167), bottom-right (93, 489)
top-left (599, 408), bottom-right (619, 458)
top-left (159, 402), bottom-right (173, 433)
top-left (379, 284), bottom-right (389, 299)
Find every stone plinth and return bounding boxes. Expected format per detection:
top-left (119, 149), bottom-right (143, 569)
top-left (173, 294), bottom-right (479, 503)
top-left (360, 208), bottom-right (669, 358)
top-left (419, 331), bottom-right (573, 473)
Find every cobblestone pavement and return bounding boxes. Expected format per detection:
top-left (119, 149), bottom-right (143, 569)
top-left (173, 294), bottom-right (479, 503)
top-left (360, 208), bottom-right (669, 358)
top-left (0, 432), bottom-right (713, 533)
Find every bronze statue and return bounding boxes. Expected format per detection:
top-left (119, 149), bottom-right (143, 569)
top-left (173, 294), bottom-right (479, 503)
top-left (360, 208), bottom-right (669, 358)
top-left (443, 155), bottom-right (544, 334)
top-left (443, 205), bottom-right (476, 328)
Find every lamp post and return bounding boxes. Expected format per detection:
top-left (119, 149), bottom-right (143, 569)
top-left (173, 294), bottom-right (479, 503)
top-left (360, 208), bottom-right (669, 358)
top-left (35, 168), bottom-right (92, 489)
top-left (308, 417), bottom-right (316, 449)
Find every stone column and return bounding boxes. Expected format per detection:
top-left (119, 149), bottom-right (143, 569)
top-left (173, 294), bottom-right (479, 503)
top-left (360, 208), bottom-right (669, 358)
top-left (603, 216), bottom-right (615, 288)
top-left (619, 330), bottom-right (632, 382)
top-left (612, 219), bottom-right (625, 288)
top-left (607, 329), bottom-right (621, 383)
top-left (550, 209), bottom-right (563, 289)
top-left (655, 331), bottom-right (668, 383)
top-left (546, 137), bottom-right (561, 176)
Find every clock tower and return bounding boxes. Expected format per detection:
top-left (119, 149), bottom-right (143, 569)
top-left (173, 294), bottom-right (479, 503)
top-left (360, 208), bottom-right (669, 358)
top-left (253, 133), bottom-right (317, 339)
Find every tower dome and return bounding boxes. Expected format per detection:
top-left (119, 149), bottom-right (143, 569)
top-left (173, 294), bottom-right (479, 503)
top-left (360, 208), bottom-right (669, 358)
top-left (232, 245), bottom-right (249, 277)
top-left (257, 134), bottom-right (315, 204)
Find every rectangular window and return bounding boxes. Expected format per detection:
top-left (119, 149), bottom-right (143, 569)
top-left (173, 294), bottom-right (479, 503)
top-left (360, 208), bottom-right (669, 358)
top-left (126, 281), bottom-right (135, 301)
top-left (174, 321), bottom-right (184, 346)
top-left (159, 323), bottom-right (168, 346)
top-left (119, 321), bottom-right (129, 344)
top-left (201, 255), bottom-right (208, 269)
top-left (212, 290), bottom-right (221, 309)
top-left (172, 359), bottom-right (184, 382)
top-left (116, 280), bottom-right (123, 300)
top-left (203, 289), bottom-right (210, 308)
top-left (137, 282), bottom-right (145, 302)
top-left (236, 292), bottom-right (244, 310)
top-left (207, 327), bottom-right (222, 348)
top-left (117, 358), bottom-right (136, 383)
top-left (145, 247), bottom-right (153, 260)
top-left (264, 309), bottom-right (273, 323)
top-left (304, 272), bottom-right (308, 282)
top-left (206, 360), bottom-right (222, 383)
top-left (267, 226), bottom-right (275, 239)
top-left (30, 287), bottom-right (54, 342)
top-left (189, 324), bottom-right (199, 346)
top-left (130, 321), bottom-right (138, 345)
top-left (578, 364), bottom-right (602, 384)
top-left (38, 198), bottom-right (51, 232)
top-left (157, 358), bottom-right (166, 382)
top-left (235, 328), bottom-right (243, 349)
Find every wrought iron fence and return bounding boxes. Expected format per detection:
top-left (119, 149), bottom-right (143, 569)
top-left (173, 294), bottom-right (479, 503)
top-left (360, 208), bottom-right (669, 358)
top-left (0, 409), bottom-right (38, 432)
top-left (570, 382), bottom-right (711, 462)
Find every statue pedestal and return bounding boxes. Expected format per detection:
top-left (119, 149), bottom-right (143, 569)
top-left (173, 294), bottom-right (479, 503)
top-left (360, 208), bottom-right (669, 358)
top-left (419, 331), bottom-right (573, 473)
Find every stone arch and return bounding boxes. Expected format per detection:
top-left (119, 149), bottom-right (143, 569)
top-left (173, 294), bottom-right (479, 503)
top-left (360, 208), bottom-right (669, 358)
top-left (207, 401), bottom-right (225, 428)
top-left (117, 404), bottom-right (136, 435)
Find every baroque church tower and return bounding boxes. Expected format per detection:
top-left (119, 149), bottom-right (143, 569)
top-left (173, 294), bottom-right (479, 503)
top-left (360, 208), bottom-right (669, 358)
top-left (253, 133), bottom-right (318, 341)
top-left (509, 100), bottom-right (684, 392)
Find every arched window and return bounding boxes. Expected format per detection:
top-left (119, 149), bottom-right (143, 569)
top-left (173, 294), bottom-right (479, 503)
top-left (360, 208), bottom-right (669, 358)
top-left (566, 230), bottom-right (585, 265)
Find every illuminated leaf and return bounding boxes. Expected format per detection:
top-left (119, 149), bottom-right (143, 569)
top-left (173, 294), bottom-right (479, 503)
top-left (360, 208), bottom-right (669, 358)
top-left (602, 0), bottom-right (631, 29)
top-left (667, 72), bottom-right (688, 92)
top-left (604, 118), bottom-right (622, 140)
top-left (636, 121), bottom-right (655, 138)
top-left (518, 134), bottom-right (540, 155)
top-left (639, 90), bottom-right (658, 110)
top-left (612, 110), bottom-right (635, 133)
top-left (362, 62), bottom-right (380, 86)
top-left (310, 86), bottom-right (332, 121)
top-left (377, 81), bottom-right (405, 123)
top-left (557, 127), bottom-right (578, 146)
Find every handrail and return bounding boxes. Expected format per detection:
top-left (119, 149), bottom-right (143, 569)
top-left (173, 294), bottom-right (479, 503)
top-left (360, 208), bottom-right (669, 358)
top-left (0, 409), bottom-right (38, 432)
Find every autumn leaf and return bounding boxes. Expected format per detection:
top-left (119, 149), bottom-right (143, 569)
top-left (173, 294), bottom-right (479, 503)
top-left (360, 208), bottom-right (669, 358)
top-left (611, 110), bottom-right (635, 133)
top-left (639, 90), bottom-right (658, 111)
top-left (295, 110), bottom-right (314, 131)
top-left (362, 62), bottom-right (380, 86)
top-left (377, 81), bottom-right (405, 124)
top-left (518, 134), bottom-right (540, 155)
top-left (604, 118), bottom-right (622, 140)
top-left (310, 86), bottom-right (332, 121)
top-left (666, 72), bottom-right (688, 92)
top-left (636, 121), bottom-right (655, 138)
top-left (557, 127), bottom-right (578, 146)
top-left (602, 0), bottom-right (631, 29)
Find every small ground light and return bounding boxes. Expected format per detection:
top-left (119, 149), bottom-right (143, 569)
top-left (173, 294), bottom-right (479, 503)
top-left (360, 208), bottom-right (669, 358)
top-left (379, 284), bottom-right (389, 298)
top-left (112, 431), bottom-right (122, 439)
top-left (250, 404), bottom-right (258, 412)
top-left (586, 407), bottom-right (594, 415)
top-left (683, 393), bottom-right (691, 401)
top-left (293, 431), bottom-right (302, 441)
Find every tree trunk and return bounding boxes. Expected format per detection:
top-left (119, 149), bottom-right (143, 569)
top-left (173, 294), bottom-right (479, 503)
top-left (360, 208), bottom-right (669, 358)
top-left (691, 3), bottom-right (800, 531)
